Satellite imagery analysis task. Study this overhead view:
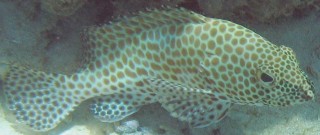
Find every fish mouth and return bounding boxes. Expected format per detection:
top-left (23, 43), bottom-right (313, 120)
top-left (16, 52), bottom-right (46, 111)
top-left (301, 88), bottom-right (314, 101)
top-left (260, 88), bottom-right (314, 106)
top-left (302, 78), bottom-right (315, 101)
top-left (288, 78), bottom-right (315, 102)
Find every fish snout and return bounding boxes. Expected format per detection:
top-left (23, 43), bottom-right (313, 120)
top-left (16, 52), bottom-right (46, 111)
top-left (302, 89), bottom-right (314, 101)
top-left (299, 77), bottom-right (315, 101)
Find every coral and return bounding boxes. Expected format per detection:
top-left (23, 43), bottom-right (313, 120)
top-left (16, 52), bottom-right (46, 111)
top-left (115, 120), bottom-right (139, 134)
top-left (40, 0), bottom-right (87, 16)
top-left (197, 0), bottom-right (320, 23)
top-left (111, 120), bottom-right (156, 135)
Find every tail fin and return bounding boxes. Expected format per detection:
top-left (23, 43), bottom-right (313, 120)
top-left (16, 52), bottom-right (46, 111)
top-left (2, 65), bottom-right (79, 131)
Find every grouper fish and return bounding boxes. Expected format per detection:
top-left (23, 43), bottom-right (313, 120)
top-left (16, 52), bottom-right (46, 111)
top-left (0, 7), bottom-right (315, 131)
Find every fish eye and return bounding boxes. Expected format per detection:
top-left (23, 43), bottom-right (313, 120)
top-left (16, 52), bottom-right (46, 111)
top-left (260, 73), bottom-right (273, 83)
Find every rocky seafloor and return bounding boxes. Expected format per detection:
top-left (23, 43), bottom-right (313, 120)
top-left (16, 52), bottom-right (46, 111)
top-left (1, 0), bottom-right (320, 135)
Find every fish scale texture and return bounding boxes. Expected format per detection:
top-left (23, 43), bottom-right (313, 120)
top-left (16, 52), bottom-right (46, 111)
top-left (2, 7), bottom-right (314, 131)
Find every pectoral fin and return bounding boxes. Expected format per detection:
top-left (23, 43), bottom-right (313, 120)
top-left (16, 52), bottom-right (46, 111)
top-left (148, 78), bottom-right (232, 128)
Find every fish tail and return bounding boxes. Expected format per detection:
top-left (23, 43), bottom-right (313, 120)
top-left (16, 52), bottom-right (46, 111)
top-left (1, 64), bottom-right (80, 131)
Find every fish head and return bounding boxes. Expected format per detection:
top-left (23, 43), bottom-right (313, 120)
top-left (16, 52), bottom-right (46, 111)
top-left (254, 46), bottom-right (314, 106)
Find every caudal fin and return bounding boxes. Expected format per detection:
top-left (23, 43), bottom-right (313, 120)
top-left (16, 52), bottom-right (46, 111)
top-left (2, 65), bottom-right (79, 131)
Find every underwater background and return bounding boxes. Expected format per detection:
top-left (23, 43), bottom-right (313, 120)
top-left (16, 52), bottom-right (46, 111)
top-left (0, 0), bottom-right (320, 135)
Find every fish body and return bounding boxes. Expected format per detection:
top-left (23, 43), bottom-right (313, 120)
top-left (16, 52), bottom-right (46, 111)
top-left (2, 8), bottom-right (314, 131)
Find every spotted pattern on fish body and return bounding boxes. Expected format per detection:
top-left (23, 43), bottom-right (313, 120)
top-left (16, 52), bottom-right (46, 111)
top-left (2, 7), bottom-right (315, 131)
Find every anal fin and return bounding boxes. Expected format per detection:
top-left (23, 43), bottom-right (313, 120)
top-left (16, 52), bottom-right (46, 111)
top-left (149, 78), bottom-right (232, 128)
top-left (89, 92), bottom-right (155, 122)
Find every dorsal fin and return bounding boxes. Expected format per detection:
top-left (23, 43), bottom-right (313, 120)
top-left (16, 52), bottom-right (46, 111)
top-left (98, 7), bottom-right (207, 34)
top-left (85, 7), bottom-right (207, 45)
top-left (81, 7), bottom-right (207, 69)
top-left (107, 7), bottom-right (206, 29)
